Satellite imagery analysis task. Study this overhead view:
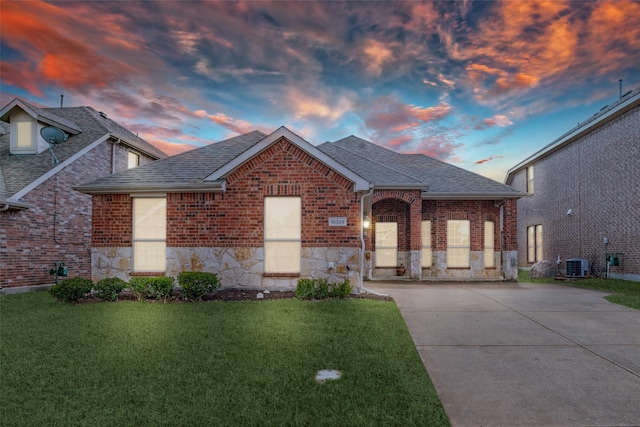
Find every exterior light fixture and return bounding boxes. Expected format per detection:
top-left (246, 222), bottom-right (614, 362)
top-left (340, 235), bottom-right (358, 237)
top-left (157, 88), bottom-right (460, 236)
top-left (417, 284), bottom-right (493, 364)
top-left (363, 215), bottom-right (370, 229)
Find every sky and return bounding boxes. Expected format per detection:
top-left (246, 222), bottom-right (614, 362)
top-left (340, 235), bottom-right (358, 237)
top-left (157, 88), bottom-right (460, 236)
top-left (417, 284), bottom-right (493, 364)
top-left (1, 1), bottom-right (639, 182)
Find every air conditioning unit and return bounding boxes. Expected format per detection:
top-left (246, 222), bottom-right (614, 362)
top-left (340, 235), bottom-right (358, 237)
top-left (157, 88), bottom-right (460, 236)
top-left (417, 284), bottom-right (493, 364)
top-left (566, 258), bottom-right (589, 278)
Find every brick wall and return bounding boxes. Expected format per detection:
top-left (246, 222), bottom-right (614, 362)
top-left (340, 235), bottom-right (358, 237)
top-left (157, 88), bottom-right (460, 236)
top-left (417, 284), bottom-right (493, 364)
top-left (1, 140), bottom-right (158, 288)
top-left (160, 138), bottom-right (361, 248)
top-left (513, 104), bottom-right (639, 277)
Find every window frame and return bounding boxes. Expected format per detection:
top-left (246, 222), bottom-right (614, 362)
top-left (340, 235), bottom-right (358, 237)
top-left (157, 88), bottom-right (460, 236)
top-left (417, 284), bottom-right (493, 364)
top-left (527, 224), bottom-right (543, 263)
top-left (10, 112), bottom-right (37, 154)
top-left (484, 221), bottom-right (495, 268)
top-left (447, 219), bottom-right (470, 268)
top-left (128, 151), bottom-right (141, 169)
top-left (421, 220), bottom-right (432, 268)
top-left (264, 196), bottom-right (301, 274)
top-left (526, 165), bottom-right (534, 194)
top-left (375, 221), bottom-right (398, 267)
top-left (132, 197), bottom-right (167, 272)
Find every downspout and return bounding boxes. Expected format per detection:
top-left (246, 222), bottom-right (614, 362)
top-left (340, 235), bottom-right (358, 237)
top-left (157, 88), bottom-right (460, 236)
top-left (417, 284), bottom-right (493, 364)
top-left (360, 187), bottom-right (387, 296)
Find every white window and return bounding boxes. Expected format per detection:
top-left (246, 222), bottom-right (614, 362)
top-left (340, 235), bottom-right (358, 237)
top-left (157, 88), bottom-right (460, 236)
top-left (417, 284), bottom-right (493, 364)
top-left (375, 222), bottom-right (398, 267)
top-left (421, 220), bottom-right (432, 268)
top-left (133, 197), bottom-right (166, 271)
top-left (484, 221), bottom-right (495, 268)
top-left (527, 165), bottom-right (534, 194)
top-left (447, 220), bottom-right (470, 268)
top-left (527, 224), bottom-right (543, 263)
top-left (128, 151), bottom-right (140, 169)
top-left (264, 197), bottom-right (301, 273)
top-left (10, 112), bottom-right (36, 154)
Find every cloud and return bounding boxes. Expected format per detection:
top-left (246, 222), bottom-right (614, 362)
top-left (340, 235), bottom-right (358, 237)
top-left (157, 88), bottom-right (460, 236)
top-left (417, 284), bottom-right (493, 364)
top-left (475, 155), bottom-right (504, 165)
top-left (475, 114), bottom-right (513, 129)
top-left (194, 110), bottom-right (253, 134)
top-left (362, 40), bottom-right (394, 76)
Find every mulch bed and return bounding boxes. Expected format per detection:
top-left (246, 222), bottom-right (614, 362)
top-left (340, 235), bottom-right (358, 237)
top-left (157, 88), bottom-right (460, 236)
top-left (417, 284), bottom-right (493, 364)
top-left (77, 289), bottom-right (392, 303)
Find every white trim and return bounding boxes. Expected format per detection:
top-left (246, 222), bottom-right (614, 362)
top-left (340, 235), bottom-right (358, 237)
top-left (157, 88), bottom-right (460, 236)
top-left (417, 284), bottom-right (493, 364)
top-left (505, 89), bottom-right (640, 185)
top-left (204, 126), bottom-right (370, 192)
top-left (129, 192), bottom-right (167, 198)
top-left (12, 134), bottom-right (111, 200)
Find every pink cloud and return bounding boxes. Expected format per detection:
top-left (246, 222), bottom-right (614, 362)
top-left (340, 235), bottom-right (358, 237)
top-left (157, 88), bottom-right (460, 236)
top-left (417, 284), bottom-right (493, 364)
top-left (475, 155), bottom-right (504, 165)
top-left (194, 110), bottom-right (253, 134)
top-left (476, 114), bottom-right (513, 129)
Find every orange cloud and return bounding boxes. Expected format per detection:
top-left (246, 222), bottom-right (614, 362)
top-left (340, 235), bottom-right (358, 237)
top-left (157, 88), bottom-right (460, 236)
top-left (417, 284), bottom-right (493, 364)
top-left (476, 114), bottom-right (513, 129)
top-left (362, 40), bottom-right (394, 75)
top-left (194, 110), bottom-right (253, 134)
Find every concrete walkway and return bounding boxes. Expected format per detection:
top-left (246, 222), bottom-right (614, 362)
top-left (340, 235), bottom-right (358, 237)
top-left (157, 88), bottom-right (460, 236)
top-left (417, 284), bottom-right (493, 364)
top-left (366, 281), bottom-right (640, 427)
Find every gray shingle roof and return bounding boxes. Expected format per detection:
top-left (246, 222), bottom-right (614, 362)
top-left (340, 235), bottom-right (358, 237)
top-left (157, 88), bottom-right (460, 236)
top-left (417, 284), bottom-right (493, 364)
top-left (77, 128), bottom-right (522, 199)
top-left (75, 130), bottom-right (266, 193)
top-left (319, 135), bottom-right (522, 197)
top-left (0, 99), bottom-right (167, 203)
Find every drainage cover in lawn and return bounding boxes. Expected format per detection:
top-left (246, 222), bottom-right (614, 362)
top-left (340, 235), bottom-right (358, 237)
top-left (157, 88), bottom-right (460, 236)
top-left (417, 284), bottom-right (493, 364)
top-left (316, 369), bottom-right (342, 383)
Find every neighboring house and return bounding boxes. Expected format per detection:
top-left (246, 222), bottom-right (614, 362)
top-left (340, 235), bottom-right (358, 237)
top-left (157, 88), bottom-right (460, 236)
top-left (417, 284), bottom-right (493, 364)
top-left (505, 88), bottom-right (640, 281)
top-left (0, 98), bottom-right (167, 289)
top-left (76, 126), bottom-right (523, 291)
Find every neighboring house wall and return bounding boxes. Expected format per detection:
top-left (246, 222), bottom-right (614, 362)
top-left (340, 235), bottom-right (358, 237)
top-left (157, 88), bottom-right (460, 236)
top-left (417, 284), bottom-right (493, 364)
top-left (511, 104), bottom-right (640, 280)
top-left (90, 138), bottom-right (363, 289)
top-left (1, 141), bottom-right (157, 288)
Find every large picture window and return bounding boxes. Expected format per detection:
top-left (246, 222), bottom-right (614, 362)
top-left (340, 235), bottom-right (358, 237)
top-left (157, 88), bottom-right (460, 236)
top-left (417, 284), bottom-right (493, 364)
top-left (527, 225), bottom-right (543, 263)
top-left (447, 220), bottom-right (470, 268)
top-left (421, 220), bottom-right (432, 268)
top-left (264, 197), bottom-right (301, 274)
top-left (375, 222), bottom-right (397, 267)
top-left (133, 197), bottom-right (166, 271)
top-left (484, 221), bottom-right (495, 268)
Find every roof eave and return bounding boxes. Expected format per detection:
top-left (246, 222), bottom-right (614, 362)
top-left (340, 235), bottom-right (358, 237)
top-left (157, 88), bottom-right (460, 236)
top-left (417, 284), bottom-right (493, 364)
top-left (505, 89), bottom-right (640, 184)
top-left (0, 99), bottom-right (81, 134)
top-left (421, 192), bottom-right (525, 200)
top-left (0, 199), bottom-right (33, 210)
top-left (74, 181), bottom-right (225, 195)
top-left (112, 136), bottom-right (168, 160)
top-left (373, 184), bottom-right (428, 190)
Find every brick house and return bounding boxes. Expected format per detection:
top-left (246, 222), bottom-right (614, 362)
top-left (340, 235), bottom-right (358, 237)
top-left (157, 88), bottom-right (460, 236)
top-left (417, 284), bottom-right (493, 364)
top-left (77, 126), bottom-right (522, 291)
top-left (505, 88), bottom-right (640, 281)
top-left (0, 98), bottom-right (167, 289)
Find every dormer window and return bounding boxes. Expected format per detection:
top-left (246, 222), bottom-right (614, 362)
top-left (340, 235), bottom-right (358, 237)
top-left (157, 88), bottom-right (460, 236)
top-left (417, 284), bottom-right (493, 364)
top-left (10, 111), bottom-right (37, 154)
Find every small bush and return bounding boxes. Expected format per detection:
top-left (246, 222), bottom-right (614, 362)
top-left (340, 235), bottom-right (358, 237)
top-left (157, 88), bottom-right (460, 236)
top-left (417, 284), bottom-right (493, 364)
top-left (330, 279), bottom-right (352, 298)
top-left (94, 277), bottom-right (127, 301)
top-left (178, 271), bottom-right (220, 301)
top-left (296, 278), bottom-right (352, 300)
top-left (129, 276), bottom-right (173, 301)
top-left (49, 277), bottom-right (93, 302)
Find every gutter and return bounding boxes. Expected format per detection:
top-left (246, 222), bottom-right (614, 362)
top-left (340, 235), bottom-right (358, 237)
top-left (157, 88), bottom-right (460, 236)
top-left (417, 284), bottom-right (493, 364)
top-left (0, 199), bottom-right (33, 211)
top-left (421, 191), bottom-right (526, 200)
top-left (74, 181), bottom-right (226, 195)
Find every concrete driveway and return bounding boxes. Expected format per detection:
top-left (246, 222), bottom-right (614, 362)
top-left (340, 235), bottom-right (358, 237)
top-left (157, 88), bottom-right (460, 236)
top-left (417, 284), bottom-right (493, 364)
top-left (366, 281), bottom-right (640, 427)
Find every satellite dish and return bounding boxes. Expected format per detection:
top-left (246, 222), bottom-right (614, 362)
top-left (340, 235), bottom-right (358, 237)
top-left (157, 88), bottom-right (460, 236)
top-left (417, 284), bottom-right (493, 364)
top-left (40, 126), bottom-right (67, 145)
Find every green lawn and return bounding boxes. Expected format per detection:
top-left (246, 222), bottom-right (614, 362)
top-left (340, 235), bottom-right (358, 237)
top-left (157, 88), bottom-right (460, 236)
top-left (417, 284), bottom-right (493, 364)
top-left (0, 291), bottom-right (449, 427)
top-left (519, 270), bottom-right (640, 310)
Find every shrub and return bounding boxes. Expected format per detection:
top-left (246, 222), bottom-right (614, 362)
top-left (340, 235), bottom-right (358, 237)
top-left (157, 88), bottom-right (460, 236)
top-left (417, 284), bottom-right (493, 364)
top-left (94, 278), bottom-right (127, 301)
top-left (330, 279), bottom-right (352, 298)
top-left (49, 277), bottom-right (93, 302)
top-left (129, 276), bottom-right (173, 301)
top-left (296, 278), bottom-right (351, 300)
top-left (178, 271), bottom-right (220, 301)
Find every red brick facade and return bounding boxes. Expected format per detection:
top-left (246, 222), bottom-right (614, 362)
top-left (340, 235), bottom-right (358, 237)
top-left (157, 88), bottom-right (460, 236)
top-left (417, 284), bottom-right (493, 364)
top-left (511, 102), bottom-right (639, 279)
top-left (1, 141), bottom-right (157, 288)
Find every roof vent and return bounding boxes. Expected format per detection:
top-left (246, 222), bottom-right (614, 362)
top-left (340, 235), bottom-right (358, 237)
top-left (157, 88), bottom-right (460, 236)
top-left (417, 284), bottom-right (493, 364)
top-left (98, 111), bottom-right (108, 119)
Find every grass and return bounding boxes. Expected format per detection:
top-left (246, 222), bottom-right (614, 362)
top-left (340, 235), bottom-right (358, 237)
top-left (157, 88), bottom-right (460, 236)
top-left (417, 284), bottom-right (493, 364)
top-left (0, 291), bottom-right (449, 427)
top-left (518, 270), bottom-right (640, 310)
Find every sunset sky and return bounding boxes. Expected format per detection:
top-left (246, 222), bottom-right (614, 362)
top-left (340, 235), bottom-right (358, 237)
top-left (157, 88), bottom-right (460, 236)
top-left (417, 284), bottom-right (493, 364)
top-left (1, 0), bottom-right (639, 182)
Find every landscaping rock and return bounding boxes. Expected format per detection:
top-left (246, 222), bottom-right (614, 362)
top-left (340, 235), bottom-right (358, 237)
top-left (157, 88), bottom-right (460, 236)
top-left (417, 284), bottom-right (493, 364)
top-left (256, 292), bottom-right (264, 299)
top-left (530, 260), bottom-right (556, 278)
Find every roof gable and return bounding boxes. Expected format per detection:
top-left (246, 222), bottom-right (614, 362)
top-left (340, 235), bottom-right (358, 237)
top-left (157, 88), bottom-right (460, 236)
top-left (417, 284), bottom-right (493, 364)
top-left (205, 127), bottom-right (370, 192)
top-left (0, 98), bottom-right (81, 134)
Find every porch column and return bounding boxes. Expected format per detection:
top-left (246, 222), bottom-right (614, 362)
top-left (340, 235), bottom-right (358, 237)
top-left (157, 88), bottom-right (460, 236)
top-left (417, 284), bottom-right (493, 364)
top-left (409, 197), bottom-right (422, 279)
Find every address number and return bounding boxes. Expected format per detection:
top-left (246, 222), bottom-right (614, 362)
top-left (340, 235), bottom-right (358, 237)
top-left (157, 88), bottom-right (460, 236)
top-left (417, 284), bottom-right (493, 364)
top-left (328, 217), bottom-right (347, 226)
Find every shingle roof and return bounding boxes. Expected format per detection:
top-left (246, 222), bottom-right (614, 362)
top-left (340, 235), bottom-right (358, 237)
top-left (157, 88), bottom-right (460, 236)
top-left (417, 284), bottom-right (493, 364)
top-left (77, 127), bottom-right (522, 199)
top-left (319, 135), bottom-right (522, 198)
top-left (75, 130), bottom-right (266, 193)
top-left (0, 98), bottom-right (168, 203)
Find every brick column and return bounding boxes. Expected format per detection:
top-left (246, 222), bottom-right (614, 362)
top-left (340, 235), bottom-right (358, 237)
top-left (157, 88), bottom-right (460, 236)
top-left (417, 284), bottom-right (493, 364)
top-left (410, 195), bottom-right (422, 279)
